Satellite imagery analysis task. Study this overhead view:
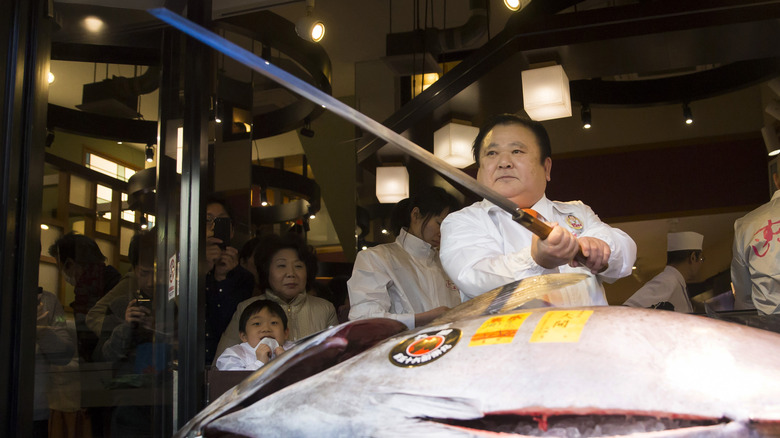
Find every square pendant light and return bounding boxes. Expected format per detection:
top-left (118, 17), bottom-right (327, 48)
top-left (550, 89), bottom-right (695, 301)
top-left (376, 166), bottom-right (409, 204)
top-left (434, 122), bottom-right (479, 168)
top-left (522, 65), bottom-right (572, 121)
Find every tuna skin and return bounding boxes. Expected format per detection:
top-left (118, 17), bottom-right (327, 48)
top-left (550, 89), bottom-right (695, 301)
top-left (206, 306), bottom-right (780, 437)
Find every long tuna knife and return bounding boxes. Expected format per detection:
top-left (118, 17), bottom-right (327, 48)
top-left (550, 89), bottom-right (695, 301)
top-left (148, 7), bottom-right (602, 265)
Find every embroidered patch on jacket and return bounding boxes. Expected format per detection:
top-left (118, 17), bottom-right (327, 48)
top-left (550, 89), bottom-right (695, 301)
top-left (566, 215), bottom-right (583, 230)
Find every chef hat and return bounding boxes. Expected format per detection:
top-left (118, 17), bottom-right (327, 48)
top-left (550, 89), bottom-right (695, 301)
top-left (667, 231), bottom-right (704, 252)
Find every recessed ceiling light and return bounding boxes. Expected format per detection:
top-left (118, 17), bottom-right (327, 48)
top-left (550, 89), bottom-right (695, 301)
top-left (83, 16), bottom-right (104, 33)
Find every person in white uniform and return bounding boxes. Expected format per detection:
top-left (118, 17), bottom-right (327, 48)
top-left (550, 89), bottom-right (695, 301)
top-left (348, 186), bottom-right (462, 329)
top-left (624, 232), bottom-right (704, 312)
top-left (732, 162), bottom-right (780, 314)
top-left (439, 114), bottom-right (637, 301)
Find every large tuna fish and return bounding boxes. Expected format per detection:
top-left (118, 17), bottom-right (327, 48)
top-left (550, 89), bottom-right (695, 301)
top-left (179, 274), bottom-right (780, 437)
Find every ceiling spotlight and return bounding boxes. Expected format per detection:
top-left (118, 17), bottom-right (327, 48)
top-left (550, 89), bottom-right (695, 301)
top-left (140, 215), bottom-right (148, 230)
top-left (260, 190), bottom-right (268, 207)
top-left (296, 16), bottom-right (325, 43)
top-left (295, 0), bottom-right (325, 42)
top-left (581, 104), bottom-right (592, 129)
top-left (761, 125), bottom-right (780, 157)
top-left (145, 144), bottom-right (154, 163)
top-left (47, 72), bottom-right (55, 84)
top-left (213, 98), bottom-right (222, 124)
top-left (683, 102), bottom-right (693, 125)
top-left (40, 224), bottom-right (49, 230)
top-left (309, 214), bottom-right (316, 220)
top-left (504, 0), bottom-right (531, 11)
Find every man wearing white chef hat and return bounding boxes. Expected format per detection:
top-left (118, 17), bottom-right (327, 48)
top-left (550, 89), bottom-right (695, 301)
top-left (624, 231), bottom-right (705, 313)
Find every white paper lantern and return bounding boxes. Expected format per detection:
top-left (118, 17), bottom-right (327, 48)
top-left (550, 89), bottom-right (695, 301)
top-left (375, 166), bottom-right (409, 203)
top-left (434, 122), bottom-right (479, 168)
top-left (522, 65), bottom-right (572, 121)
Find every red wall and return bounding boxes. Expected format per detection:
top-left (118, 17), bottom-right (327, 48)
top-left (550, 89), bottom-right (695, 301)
top-left (545, 135), bottom-right (770, 220)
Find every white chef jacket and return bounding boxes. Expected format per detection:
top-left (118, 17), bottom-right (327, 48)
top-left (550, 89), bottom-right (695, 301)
top-left (348, 228), bottom-right (461, 329)
top-left (440, 196), bottom-right (637, 300)
top-left (623, 266), bottom-right (692, 313)
top-left (732, 190), bottom-right (780, 315)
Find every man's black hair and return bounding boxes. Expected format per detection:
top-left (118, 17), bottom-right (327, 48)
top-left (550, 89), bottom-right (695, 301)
top-left (472, 114), bottom-right (552, 166)
top-left (48, 232), bottom-right (106, 265)
top-left (127, 230), bottom-right (157, 268)
top-left (206, 195), bottom-right (235, 221)
top-left (667, 249), bottom-right (701, 265)
top-left (239, 299), bottom-right (288, 333)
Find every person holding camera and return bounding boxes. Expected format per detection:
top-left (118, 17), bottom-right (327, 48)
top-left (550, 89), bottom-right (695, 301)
top-left (204, 197), bottom-right (255, 365)
top-left (95, 230), bottom-right (170, 437)
top-left (95, 231), bottom-right (158, 362)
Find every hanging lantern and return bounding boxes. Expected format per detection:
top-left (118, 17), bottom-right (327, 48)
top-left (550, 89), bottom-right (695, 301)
top-left (375, 166), bottom-right (409, 204)
top-left (522, 65), bottom-right (572, 121)
top-left (434, 122), bottom-right (479, 168)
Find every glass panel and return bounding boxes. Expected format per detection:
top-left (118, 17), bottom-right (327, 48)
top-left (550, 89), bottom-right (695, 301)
top-left (39, 60), bottom-right (173, 438)
top-left (96, 184), bottom-right (112, 225)
top-left (95, 217), bottom-right (111, 234)
top-left (40, 226), bottom-right (62, 258)
top-left (71, 219), bottom-right (85, 234)
top-left (120, 226), bottom-right (134, 256)
top-left (122, 210), bottom-right (136, 223)
top-left (96, 184), bottom-right (112, 203)
top-left (86, 152), bottom-right (138, 182)
top-left (38, 260), bottom-right (60, 296)
top-left (86, 153), bottom-right (119, 179)
top-left (69, 175), bottom-right (91, 208)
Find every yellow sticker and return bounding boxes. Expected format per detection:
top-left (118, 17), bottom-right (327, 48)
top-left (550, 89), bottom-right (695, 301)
top-left (530, 310), bottom-right (593, 343)
top-left (469, 313), bottom-right (531, 346)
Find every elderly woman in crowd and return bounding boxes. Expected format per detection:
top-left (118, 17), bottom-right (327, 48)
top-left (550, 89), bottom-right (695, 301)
top-left (213, 233), bottom-right (337, 363)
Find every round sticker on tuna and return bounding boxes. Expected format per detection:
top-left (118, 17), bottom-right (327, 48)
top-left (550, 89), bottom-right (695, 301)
top-left (389, 328), bottom-right (461, 367)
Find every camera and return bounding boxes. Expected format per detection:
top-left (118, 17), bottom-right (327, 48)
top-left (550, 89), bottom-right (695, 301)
top-left (134, 290), bottom-right (153, 310)
top-left (213, 217), bottom-right (231, 249)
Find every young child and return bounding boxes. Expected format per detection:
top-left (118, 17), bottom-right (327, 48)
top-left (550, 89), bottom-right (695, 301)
top-left (215, 299), bottom-right (291, 371)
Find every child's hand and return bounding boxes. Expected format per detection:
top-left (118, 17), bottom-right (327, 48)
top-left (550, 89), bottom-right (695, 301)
top-left (255, 343), bottom-right (272, 363)
top-left (273, 346), bottom-right (285, 357)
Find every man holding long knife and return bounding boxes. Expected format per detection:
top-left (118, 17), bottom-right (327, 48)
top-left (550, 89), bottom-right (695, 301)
top-left (146, 9), bottom-right (636, 305)
top-left (440, 114), bottom-right (637, 301)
